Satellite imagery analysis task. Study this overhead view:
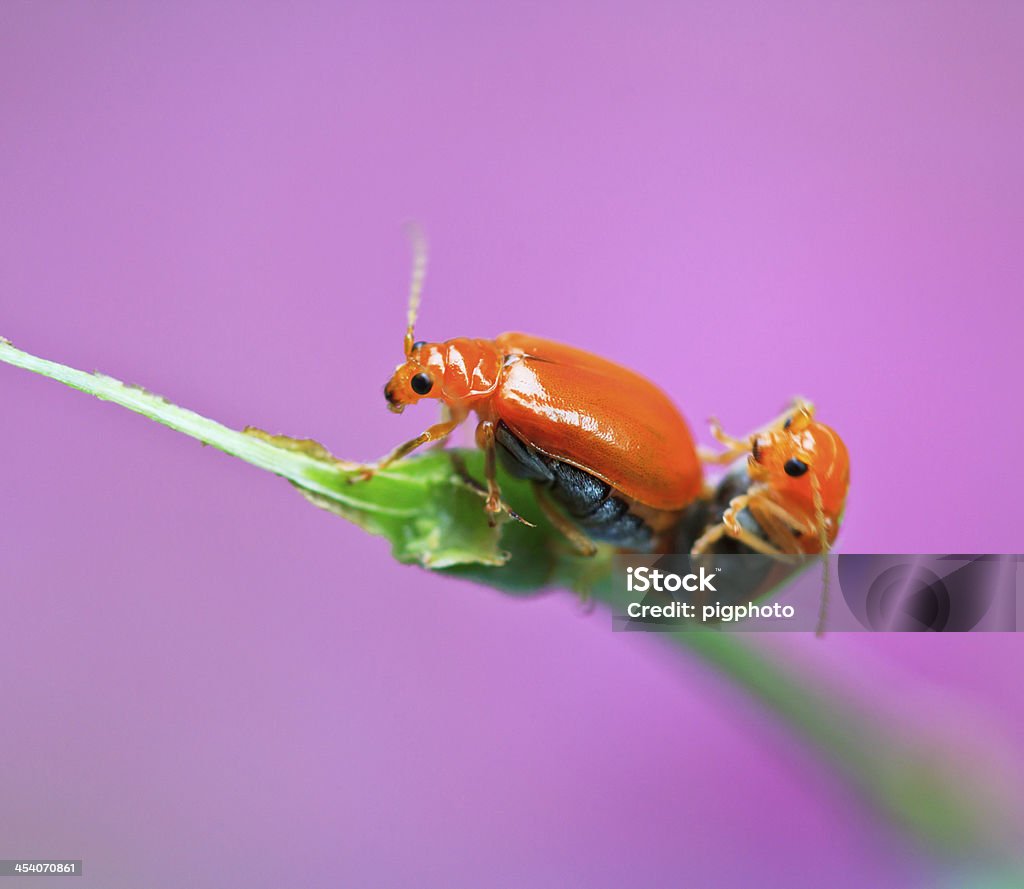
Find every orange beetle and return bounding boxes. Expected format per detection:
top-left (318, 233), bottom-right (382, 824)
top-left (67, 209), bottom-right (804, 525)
top-left (352, 233), bottom-right (703, 554)
top-left (691, 400), bottom-right (849, 557)
top-left (685, 400), bottom-right (850, 634)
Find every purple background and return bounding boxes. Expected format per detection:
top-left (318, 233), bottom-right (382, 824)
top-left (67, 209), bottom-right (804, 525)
top-left (2, 3), bottom-right (1022, 887)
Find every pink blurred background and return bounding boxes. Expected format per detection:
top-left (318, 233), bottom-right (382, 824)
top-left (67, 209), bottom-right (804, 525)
top-left (2, 3), bottom-right (1022, 887)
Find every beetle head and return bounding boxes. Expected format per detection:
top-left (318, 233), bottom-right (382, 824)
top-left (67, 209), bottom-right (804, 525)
top-left (748, 403), bottom-right (849, 517)
top-left (383, 342), bottom-right (444, 413)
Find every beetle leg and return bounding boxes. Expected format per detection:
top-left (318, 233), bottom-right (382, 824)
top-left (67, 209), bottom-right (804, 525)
top-left (699, 417), bottom-right (755, 465)
top-left (448, 451), bottom-right (486, 494)
top-left (692, 494), bottom-right (799, 560)
top-left (703, 417), bottom-right (751, 462)
top-left (691, 495), bottom-right (770, 555)
top-left (429, 404), bottom-right (454, 450)
top-left (706, 520), bottom-right (794, 560)
top-left (721, 494), bottom-right (752, 535)
top-left (348, 414), bottom-right (464, 483)
top-left (749, 495), bottom-right (826, 553)
top-left (723, 494), bottom-right (795, 558)
top-left (698, 444), bottom-right (748, 465)
top-left (474, 420), bottom-right (505, 523)
top-left (701, 400), bottom-right (817, 465)
top-left (533, 483), bottom-right (598, 557)
top-left (448, 451), bottom-right (534, 527)
top-left (728, 493), bottom-right (805, 559)
top-left (690, 521), bottom-right (728, 555)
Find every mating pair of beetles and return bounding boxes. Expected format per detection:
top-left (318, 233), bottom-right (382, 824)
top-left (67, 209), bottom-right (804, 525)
top-left (352, 234), bottom-right (850, 566)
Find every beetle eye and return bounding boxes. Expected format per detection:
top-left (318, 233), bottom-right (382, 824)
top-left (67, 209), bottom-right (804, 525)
top-left (412, 341), bottom-right (426, 352)
top-left (410, 372), bottom-right (433, 396)
top-left (784, 457), bottom-right (808, 477)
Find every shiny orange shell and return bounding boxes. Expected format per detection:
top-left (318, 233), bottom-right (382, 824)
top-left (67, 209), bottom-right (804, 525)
top-left (490, 332), bottom-right (702, 511)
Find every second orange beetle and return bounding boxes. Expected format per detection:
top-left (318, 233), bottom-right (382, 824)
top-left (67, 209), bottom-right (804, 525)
top-left (353, 234), bottom-right (703, 553)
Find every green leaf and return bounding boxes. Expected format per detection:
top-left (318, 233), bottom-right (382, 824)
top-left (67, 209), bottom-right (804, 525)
top-left (1, 336), bottom-right (1018, 865)
top-left (0, 338), bottom-right (599, 582)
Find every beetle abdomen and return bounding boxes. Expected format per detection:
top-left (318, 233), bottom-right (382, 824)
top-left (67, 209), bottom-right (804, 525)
top-left (494, 422), bottom-right (654, 550)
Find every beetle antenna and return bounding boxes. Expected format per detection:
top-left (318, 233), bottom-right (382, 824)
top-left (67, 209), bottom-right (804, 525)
top-left (404, 223), bottom-right (428, 356)
top-left (811, 470), bottom-right (830, 637)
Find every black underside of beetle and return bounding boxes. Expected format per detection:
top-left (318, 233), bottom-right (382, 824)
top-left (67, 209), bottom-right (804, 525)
top-left (494, 422), bottom-right (654, 550)
top-left (674, 465), bottom-right (768, 554)
top-left (670, 465), bottom-right (789, 603)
